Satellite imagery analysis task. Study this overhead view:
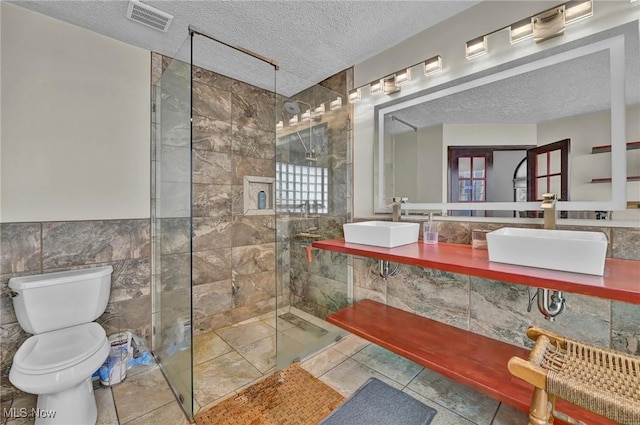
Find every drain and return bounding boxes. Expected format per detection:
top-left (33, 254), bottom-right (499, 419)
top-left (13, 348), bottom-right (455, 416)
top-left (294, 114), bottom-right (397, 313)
top-left (279, 313), bottom-right (328, 337)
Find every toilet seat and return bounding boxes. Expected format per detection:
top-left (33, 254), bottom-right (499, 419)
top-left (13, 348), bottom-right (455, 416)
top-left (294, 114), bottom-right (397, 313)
top-left (12, 322), bottom-right (107, 375)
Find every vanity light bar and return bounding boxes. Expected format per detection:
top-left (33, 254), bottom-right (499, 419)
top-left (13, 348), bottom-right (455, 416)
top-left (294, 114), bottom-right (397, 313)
top-left (370, 80), bottom-right (384, 95)
top-left (288, 114), bottom-right (299, 126)
top-left (383, 75), bottom-right (401, 94)
top-left (533, 6), bottom-right (565, 43)
top-left (395, 68), bottom-right (411, 85)
top-left (510, 18), bottom-right (534, 44)
top-left (424, 55), bottom-right (443, 76)
top-left (466, 35), bottom-right (488, 60)
top-left (348, 88), bottom-right (361, 103)
top-left (276, 120), bottom-right (284, 130)
top-left (565, 0), bottom-right (593, 24)
top-left (469, 0), bottom-right (594, 52)
top-left (330, 96), bottom-right (342, 110)
top-left (313, 102), bottom-right (326, 117)
top-left (349, 54), bottom-right (444, 102)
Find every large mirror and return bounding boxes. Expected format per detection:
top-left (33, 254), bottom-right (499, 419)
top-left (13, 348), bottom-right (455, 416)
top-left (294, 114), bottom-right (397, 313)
top-left (374, 24), bottom-right (639, 217)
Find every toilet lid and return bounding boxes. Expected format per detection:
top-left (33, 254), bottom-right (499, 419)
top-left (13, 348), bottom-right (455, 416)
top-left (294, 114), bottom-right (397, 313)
top-left (13, 322), bottom-right (107, 375)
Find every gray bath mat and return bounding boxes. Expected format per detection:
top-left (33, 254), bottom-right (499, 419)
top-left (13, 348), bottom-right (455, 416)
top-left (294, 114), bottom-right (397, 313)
top-left (318, 378), bottom-right (437, 425)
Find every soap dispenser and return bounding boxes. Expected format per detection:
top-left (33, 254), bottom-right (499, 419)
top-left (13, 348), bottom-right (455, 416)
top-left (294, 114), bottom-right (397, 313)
top-left (423, 213), bottom-right (438, 244)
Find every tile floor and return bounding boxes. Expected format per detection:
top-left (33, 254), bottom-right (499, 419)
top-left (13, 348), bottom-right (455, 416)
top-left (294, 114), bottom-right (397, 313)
top-left (2, 316), bottom-right (530, 425)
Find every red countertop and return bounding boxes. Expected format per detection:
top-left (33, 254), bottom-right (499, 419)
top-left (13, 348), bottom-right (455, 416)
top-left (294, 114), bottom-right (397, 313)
top-left (312, 239), bottom-right (640, 304)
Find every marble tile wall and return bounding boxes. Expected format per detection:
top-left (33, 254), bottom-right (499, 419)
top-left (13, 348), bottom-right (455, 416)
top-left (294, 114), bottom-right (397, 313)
top-left (0, 219), bottom-right (151, 401)
top-left (152, 52), bottom-right (279, 338)
top-left (280, 70), bottom-right (353, 320)
top-left (352, 219), bottom-right (640, 356)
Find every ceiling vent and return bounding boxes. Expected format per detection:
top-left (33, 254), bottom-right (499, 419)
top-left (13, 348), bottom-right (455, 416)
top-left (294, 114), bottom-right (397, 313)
top-left (126, 1), bottom-right (173, 32)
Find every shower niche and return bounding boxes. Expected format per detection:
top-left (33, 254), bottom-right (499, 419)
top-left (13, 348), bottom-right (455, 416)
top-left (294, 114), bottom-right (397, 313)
top-left (244, 175), bottom-right (275, 215)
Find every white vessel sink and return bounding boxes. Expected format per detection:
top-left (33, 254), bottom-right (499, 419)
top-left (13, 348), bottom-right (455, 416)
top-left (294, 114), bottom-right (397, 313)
top-left (343, 221), bottom-right (419, 248)
top-left (486, 227), bottom-right (608, 276)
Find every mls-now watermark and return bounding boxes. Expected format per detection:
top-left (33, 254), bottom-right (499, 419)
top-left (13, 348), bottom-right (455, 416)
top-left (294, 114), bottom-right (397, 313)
top-left (3, 407), bottom-right (57, 419)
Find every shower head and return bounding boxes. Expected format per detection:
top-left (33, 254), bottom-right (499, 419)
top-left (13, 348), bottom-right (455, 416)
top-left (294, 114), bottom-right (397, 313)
top-left (283, 100), bottom-right (312, 115)
top-left (283, 101), bottom-right (300, 115)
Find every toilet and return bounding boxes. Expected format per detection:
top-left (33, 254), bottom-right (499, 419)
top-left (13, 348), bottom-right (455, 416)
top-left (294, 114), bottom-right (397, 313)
top-left (9, 265), bottom-right (113, 425)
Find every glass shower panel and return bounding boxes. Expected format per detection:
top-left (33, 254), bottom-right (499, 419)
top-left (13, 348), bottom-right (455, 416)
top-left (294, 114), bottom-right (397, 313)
top-left (151, 40), bottom-right (194, 420)
top-left (189, 31), bottom-right (278, 413)
top-left (275, 71), bottom-right (351, 368)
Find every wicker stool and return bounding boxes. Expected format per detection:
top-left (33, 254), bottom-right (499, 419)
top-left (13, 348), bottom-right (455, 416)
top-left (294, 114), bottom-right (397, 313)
top-left (508, 326), bottom-right (640, 425)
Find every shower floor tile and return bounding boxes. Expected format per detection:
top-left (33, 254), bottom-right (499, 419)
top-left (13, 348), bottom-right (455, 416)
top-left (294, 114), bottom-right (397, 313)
top-left (193, 331), bottom-right (233, 365)
top-left (215, 320), bottom-right (276, 350)
top-left (234, 334), bottom-right (277, 373)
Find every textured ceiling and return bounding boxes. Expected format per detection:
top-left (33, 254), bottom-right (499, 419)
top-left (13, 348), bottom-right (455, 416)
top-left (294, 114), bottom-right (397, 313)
top-left (11, 0), bottom-right (478, 96)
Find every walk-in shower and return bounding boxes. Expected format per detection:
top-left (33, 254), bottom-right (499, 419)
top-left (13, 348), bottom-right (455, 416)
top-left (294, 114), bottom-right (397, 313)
top-left (151, 28), bottom-right (352, 422)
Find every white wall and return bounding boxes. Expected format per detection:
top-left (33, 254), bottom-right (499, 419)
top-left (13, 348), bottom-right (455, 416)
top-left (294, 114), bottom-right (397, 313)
top-left (417, 125), bottom-right (443, 203)
top-left (388, 124), bottom-right (444, 204)
top-left (1, 3), bottom-right (150, 222)
top-left (538, 110), bottom-right (610, 202)
top-left (393, 131), bottom-right (418, 201)
top-left (353, 0), bottom-right (639, 217)
top-left (492, 150), bottom-right (527, 202)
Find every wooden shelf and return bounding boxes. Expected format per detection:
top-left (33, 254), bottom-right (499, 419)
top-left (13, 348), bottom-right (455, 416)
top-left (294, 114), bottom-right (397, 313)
top-left (590, 175), bottom-right (640, 183)
top-left (327, 300), bottom-right (620, 425)
top-left (312, 239), bottom-right (640, 304)
top-left (591, 140), bottom-right (640, 154)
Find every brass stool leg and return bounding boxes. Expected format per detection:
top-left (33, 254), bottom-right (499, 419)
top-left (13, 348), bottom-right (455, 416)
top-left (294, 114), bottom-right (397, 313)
top-left (547, 395), bottom-right (556, 424)
top-left (529, 387), bottom-right (551, 425)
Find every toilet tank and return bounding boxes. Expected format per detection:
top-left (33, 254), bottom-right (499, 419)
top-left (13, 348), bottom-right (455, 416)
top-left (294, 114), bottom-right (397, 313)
top-left (8, 265), bottom-right (113, 334)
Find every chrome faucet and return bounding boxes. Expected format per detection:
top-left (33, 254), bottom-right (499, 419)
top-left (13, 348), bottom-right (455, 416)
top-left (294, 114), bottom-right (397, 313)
top-left (540, 193), bottom-right (557, 230)
top-left (387, 197), bottom-right (408, 222)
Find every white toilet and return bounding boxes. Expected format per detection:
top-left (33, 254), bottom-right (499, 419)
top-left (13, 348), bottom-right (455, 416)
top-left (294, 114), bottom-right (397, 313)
top-left (9, 265), bottom-right (113, 425)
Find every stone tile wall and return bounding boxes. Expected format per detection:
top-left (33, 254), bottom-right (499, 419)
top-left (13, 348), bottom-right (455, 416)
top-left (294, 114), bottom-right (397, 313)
top-left (352, 219), bottom-right (640, 356)
top-left (0, 219), bottom-right (151, 400)
top-left (152, 53), bottom-right (279, 338)
top-left (281, 70), bottom-right (353, 319)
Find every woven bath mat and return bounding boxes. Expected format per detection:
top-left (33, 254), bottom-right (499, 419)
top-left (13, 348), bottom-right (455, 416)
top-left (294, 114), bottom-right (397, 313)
top-left (194, 363), bottom-right (344, 425)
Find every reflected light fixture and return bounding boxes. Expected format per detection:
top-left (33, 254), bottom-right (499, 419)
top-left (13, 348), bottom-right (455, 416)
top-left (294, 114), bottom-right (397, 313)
top-left (330, 96), bottom-right (342, 110)
top-left (424, 55), bottom-right (443, 76)
top-left (510, 17), bottom-right (534, 44)
top-left (370, 79), bottom-right (383, 95)
top-left (348, 88), bottom-right (361, 103)
top-left (565, 0), bottom-right (593, 24)
top-left (275, 120), bottom-right (284, 130)
top-left (382, 75), bottom-right (400, 94)
top-left (395, 68), bottom-right (411, 85)
top-left (300, 109), bottom-right (312, 122)
top-left (288, 115), bottom-right (298, 126)
top-left (466, 35), bottom-right (487, 60)
top-left (533, 6), bottom-right (565, 43)
top-left (313, 103), bottom-right (325, 117)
